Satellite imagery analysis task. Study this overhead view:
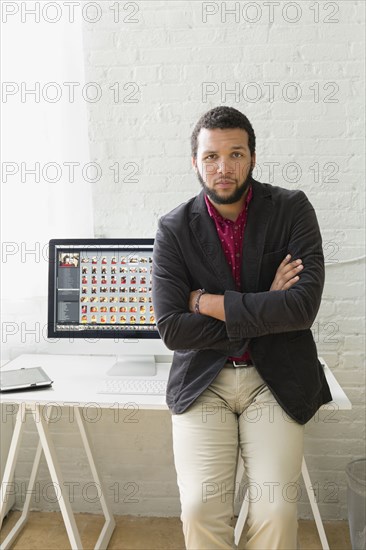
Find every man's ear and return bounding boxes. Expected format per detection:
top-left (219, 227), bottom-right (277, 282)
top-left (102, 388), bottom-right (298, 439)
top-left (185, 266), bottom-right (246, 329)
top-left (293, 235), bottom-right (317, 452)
top-left (191, 157), bottom-right (197, 172)
top-left (251, 152), bottom-right (256, 169)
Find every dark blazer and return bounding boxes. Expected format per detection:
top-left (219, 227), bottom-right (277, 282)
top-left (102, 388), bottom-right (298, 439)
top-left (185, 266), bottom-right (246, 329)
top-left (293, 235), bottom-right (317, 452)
top-left (152, 179), bottom-right (332, 424)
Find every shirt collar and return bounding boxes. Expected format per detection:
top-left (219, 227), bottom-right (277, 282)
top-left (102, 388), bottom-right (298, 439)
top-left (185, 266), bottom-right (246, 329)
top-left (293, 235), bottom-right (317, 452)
top-left (204, 184), bottom-right (253, 223)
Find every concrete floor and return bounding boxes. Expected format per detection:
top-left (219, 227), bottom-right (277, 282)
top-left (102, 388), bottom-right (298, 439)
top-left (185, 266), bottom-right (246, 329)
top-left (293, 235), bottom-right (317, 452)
top-left (1, 511), bottom-right (351, 549)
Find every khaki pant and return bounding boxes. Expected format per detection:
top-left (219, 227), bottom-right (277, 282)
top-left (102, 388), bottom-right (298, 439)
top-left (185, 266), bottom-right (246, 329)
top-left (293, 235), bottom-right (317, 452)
top-left (172, 365), bottom-right (305, 550)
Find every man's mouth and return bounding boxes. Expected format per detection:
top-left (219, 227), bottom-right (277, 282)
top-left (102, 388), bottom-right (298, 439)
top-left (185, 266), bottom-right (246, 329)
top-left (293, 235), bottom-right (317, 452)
top-left (216, 180), bottom-right (235, 187)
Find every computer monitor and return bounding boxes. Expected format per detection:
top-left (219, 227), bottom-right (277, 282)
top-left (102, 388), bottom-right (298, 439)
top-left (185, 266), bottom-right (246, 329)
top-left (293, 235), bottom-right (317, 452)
top-left (47, 239), bottom-right (172, 376)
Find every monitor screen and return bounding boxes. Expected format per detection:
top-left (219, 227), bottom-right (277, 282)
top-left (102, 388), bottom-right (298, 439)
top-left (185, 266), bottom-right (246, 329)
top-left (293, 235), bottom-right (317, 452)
top-left (48, 239), bottom-right (158, 340)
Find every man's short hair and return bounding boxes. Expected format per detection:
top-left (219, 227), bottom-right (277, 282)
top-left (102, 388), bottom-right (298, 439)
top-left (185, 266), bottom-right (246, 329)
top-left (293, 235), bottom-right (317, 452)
top-left (191, 106), bottom-right (256, 159)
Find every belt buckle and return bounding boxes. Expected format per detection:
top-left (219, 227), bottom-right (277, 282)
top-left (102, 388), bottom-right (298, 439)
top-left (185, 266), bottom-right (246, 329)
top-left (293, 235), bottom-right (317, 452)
top-left (232, 360), bottom-right (249, 368)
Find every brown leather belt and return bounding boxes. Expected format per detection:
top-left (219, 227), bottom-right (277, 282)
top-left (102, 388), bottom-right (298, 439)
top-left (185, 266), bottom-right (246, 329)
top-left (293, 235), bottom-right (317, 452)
top-left (224, 359), bottom-right (253, 368)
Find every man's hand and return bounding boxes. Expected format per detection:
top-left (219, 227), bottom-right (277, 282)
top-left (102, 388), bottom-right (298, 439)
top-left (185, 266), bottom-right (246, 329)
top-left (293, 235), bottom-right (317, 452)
top-left (270, 254), bottom-right (303, 291)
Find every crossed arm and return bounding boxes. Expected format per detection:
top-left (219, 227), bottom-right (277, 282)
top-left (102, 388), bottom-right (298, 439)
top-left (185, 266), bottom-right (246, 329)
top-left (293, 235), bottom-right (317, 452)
top-left (189, 255), bottom-right (304, 321)
top-left (152, 190), bottom-right (324, 352)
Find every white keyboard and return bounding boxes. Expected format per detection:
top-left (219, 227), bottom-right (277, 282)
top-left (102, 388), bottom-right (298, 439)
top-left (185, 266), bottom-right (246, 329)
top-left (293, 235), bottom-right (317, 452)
top-left (97, 378), bottom-right (167, 395)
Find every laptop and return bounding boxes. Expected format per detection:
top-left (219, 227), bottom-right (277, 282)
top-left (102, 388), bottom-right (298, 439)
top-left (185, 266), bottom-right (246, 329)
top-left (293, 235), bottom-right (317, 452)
top-left (0, 367), bottom-right (53, 392)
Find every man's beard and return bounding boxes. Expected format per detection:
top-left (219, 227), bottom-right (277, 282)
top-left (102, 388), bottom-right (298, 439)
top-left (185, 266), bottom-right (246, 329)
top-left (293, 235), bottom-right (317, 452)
top-left (196, 167), bottom-right (254, 205)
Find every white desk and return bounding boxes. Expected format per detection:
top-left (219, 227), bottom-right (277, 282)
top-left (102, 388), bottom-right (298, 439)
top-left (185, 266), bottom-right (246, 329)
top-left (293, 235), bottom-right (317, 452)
top-left (0, 354), bottom-right (171, 550)
top-left (0, 354), bottom-right (351, 550)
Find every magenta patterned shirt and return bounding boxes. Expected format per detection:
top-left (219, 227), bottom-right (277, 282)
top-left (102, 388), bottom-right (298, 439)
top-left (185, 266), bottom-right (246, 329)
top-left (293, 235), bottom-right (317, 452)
top-left (204, 185), bottom-right (253, 361)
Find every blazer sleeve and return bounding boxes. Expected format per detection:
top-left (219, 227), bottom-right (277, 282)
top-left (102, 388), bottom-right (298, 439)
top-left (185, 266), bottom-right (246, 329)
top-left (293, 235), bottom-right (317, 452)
top-left (224, 190), bottom-right (325, 338)
top-left (152, 217), bottom-right (247, 353)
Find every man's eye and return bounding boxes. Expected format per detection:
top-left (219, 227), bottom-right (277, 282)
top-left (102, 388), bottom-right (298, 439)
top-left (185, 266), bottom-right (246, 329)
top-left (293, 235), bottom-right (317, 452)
top-left (204, 153), bottom-right (243, 160)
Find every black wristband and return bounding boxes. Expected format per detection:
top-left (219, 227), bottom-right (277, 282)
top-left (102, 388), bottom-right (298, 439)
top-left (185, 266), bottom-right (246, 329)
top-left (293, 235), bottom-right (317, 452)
top-left (194, 289), bottom-right (206, 314)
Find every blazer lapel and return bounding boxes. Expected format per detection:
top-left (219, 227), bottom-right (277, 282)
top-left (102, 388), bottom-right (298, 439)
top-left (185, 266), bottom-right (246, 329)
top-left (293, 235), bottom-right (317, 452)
top-left (189, 182), bottom-right (273, 293)
top-left (241, 179), bottom-right (273, 292)
top-left (190, 191), bottom-right (236, 290)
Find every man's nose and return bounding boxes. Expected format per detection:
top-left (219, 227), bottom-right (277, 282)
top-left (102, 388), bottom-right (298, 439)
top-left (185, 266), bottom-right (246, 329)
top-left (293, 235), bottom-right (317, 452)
top-left (216, 159), bottom-right (234, 174)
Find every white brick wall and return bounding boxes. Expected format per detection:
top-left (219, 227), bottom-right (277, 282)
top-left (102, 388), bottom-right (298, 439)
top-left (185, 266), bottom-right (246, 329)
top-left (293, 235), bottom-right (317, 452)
top-left (12, 409), bottom-right (180, 516)
top-left (5, 0), bottom-right (365, 522)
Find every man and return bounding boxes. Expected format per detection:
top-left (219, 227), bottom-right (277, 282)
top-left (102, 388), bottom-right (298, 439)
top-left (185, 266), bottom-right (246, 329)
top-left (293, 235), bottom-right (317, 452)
top-left (152, 106), bottom-right (332, 550)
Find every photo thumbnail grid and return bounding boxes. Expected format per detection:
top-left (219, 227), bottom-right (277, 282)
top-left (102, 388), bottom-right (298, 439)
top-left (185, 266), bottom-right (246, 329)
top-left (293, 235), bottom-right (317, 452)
top-left (58, 250), bottom-right (155, 327)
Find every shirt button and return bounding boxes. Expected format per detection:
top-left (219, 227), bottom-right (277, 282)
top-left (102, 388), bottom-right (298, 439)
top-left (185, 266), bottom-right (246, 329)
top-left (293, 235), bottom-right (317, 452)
top-left (236, 253), bottom-right (240, 258)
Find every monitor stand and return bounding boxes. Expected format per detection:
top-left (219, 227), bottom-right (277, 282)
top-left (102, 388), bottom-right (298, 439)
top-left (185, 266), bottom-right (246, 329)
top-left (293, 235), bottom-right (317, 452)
top-left (106, 355), bottom-right (157, 377)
